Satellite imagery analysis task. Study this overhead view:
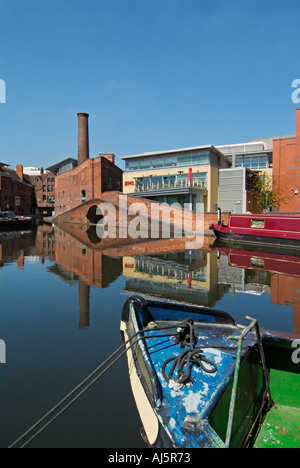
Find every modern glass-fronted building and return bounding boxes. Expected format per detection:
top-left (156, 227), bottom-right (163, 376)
top-left (122, 145), bottom-right (230, 212)
top-left (216, 141), bottom-right (273, 171)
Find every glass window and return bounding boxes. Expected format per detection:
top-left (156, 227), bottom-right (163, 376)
top-left (250, 156), bottom-right (259, 169)
top-left (251, 219), bottom-right (265, 229)
top-left (152, 157), bottom-right (164, 168)
top-left (243, 157), bottom-right (251, 168)
top-left (126, 160), bottom-right (139, 171)
top-left (258, 155), bottom-right (267, 169)
top-left (139, 159), bottom-right (151, 169)
top-left (236, 156), bottom-right (243, 167)
top-left (193, 153), bottom-right (210, 165)
top-left (178, 156), bottom-right (192, 166)
top-left (194, 172), bottom-right (207, 184)
top-left (164, 156), bottom-right (177, 167)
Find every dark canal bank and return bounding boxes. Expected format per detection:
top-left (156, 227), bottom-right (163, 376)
top-left (0, 224), bottom-right (299, 448)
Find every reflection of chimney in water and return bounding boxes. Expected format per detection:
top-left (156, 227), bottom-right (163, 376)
top-left (77, 112), bottom-right (90, 166)
top-left (78, 280), bottom-right (90, 328)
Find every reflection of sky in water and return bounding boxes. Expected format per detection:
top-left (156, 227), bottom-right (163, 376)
top-left (0, 224), bottom-right (298, 448)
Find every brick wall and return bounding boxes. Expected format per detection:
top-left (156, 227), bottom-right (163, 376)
top-left (55, 155), bottom-right (123, 215)
top-left (53, 191), bottom-right (229, 235)
top-left (273, 108), bottom-right (300, 212)
top-left (31, 171), bottom-right (56, 213)
top-left (0, 171), bottom-right (34, 215)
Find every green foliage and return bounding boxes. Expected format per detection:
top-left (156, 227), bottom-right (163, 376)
top-left (256, 174), bottom-right (288, 212)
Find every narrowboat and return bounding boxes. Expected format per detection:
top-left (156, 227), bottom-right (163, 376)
top-left (209, 213), bottom-right (300, 249)
top-left (121, 295), bottom-right (300, 448)
top-left (0, 211), bottom-right (32, 228)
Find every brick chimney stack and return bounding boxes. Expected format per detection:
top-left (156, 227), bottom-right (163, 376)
top-left (99, 153), bottom-right (115, 165)
top-left (77, 112), bottom-right (89, 166)
top-left (16, 164), bottom-right (23, 180)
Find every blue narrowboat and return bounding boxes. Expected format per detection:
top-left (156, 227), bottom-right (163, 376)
top-left (121, 296), bottom-right (300, 448)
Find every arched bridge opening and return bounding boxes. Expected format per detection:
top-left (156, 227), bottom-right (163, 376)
top-left (86, 205), bottom-right (104, 225)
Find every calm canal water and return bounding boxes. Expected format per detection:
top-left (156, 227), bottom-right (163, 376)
top-left (0, 223), bottom-right (299, 448)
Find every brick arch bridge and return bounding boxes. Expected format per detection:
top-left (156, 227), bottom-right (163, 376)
top-left (51, 191), bottom-right (226, 235)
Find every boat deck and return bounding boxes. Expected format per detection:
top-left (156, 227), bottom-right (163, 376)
top-left (254, 405), bottom-right (300, 448)
top-left (254, 367), bottom-right (300, 448)
top-left (143, 320), bottom-right (254, 447)
top-left (123, 296), bottom-right (300, 448)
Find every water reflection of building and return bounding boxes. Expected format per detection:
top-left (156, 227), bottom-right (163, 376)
top-left (48, 226), bottom-right (123, 327)
top-left (53, 226), bottom-right (122, 289)
top-left (35, 223), bottom-right (55, 261)
top-left (271, 275), bottom-right (300, 335)
top-left (1, 223), bottom-right (300, 334)
top-left (215, 247), bottom-right (300, 334)
top-left (217, 253), bottom-right (271, 296)
top-left (0, 224), bottom-right (123, 328)
top-left (122, 250), bottom-right (230, 308)
top-left (0, 229), bottom-right (36, 269)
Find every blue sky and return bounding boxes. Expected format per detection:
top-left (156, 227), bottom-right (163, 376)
top-left (0, 0), bottom-right (299, 170)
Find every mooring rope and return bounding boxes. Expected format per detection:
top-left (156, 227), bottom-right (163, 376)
top-left (8, 323), bottom-right (177, 449)
top-left (162, 319), bottom-right (217, 384)
top-left (8, 319), bottom-right (238, 448)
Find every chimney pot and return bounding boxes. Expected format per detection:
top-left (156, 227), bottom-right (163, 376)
top-left (77, 113), bottom-right (89, 166)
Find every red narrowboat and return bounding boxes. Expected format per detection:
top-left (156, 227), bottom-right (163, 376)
top-left (210, 213), bottom-right (300, 249)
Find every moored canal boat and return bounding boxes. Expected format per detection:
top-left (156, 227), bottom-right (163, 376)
top-left (121, 295), bottom-right (300, 448)
top-left (209, 213), bottom-right (300, 249)
top-left (0, 211), bottom-right (32, 229)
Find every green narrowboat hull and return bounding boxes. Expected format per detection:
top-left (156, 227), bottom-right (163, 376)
top-left (209, 330), bottom-right (300, 448)
top-left (254, 344), bottom-right (300, 448)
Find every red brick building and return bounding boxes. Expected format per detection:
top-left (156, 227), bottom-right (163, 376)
top-left (0, 163), bottom-right (34, 215)
top-left (55, 113), bottom-right (123, 215)
top-left (27, 169), bottom-right (56, 216)
top-left (273, 108), bottom-right (300, 212)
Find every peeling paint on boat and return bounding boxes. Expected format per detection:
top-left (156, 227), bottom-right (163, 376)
top-left (182, 385), bottom-right (210, 413)
top-left (122, 297), bottom-right (300, 448)
top-left (169, 418), bottom-right (176, 430)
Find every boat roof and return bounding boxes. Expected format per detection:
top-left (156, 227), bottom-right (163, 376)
top-left (231, 213), bottom-right (300, 219)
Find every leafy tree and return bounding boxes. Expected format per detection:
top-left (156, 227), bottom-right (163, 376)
top-left (256, 174), bottom-right (288, 212)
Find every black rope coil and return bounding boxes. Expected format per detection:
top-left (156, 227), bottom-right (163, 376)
top-left (162, 348), bottom-right (217, 384)
top-left (162, 318), bottom-right (218, 385)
